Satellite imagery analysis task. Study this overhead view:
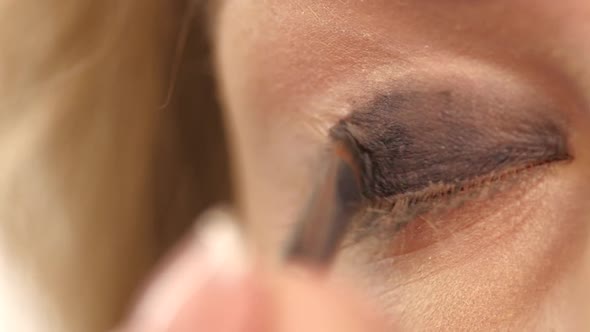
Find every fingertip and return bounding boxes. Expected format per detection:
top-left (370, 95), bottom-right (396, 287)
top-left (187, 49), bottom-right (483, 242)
top-left (273, 265), bottom-right (390, 332)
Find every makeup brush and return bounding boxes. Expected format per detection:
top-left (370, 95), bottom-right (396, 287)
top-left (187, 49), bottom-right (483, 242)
top-left (285, 125), bottom-right (369, 265)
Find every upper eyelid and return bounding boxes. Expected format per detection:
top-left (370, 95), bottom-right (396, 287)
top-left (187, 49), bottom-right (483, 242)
top-left (327, 86), bottom-right (572, 244)
top-left (331, 89), bottom-right (570, 199)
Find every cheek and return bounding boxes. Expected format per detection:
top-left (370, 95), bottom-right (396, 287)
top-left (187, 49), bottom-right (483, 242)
top-left (332, 169), bottom-right (588, 330)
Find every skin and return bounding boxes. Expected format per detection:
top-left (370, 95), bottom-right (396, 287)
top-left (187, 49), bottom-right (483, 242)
top-left (3, 0), bottom-right (590, 331)
top-left (213, 0), bottom-right (590, 330)
top-left (120, 213), bottom-right (389, 332)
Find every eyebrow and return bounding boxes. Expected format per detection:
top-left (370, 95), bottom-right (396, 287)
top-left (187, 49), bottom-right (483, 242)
top-left (330, 90), bottom-right (570, 199)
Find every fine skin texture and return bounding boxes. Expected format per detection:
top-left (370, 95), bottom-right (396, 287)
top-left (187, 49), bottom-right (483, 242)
top-left (214, 0), bottom-right (590, 330)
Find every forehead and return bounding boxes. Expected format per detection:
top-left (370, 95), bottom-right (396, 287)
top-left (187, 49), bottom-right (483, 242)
top-left (214, 1), bottom-right (587, 51)
top-left (215, 1), bottom-right (590, 116)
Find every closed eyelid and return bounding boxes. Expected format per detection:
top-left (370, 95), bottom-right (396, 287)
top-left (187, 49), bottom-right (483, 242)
top-left (330, 87), bottom-right (573, 257)
top-left (330, 88), bottom-right (571, 200)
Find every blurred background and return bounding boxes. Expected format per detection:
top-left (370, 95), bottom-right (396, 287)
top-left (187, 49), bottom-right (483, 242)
top-left (153, 0), bottom-right (230, 250)
top-left (0, 1), bottom-right (231, 331)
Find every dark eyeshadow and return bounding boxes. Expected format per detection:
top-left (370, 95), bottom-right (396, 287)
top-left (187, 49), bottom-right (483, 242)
top-left (329, 90), bottom-right (570, 199)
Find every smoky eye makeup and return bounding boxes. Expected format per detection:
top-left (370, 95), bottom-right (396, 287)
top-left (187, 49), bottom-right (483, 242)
top-left (333, 90), bottom-right (570, 198)
top-left (329, 88), bottom-right (571, 240)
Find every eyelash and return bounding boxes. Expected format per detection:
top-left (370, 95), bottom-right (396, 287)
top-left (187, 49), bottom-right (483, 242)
top-left (345, 156), bottom-right (571, 243)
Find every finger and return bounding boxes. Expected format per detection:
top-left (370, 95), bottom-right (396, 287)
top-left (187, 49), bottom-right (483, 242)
top-left (116, 209), bottom-right (388, 332)
top-left (272, 269), bottom-right (388, 332)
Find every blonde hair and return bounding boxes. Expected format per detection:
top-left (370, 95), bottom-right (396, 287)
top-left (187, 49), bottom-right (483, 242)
top-left (0, 0), bottom-right (228, 330)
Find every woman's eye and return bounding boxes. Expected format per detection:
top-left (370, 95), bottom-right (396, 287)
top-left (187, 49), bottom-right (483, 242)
top-left (347, 162), bottom-right (564, 257)
top-left (332, 84), bottom-right (572, 258)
